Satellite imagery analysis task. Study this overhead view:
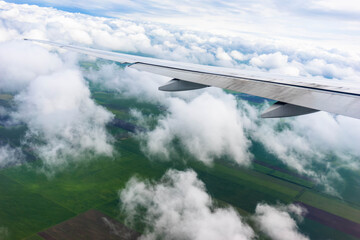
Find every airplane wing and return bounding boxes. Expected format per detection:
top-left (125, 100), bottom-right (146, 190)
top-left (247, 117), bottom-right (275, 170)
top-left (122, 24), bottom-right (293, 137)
top-left (24, 39), bottom-right (360, 119)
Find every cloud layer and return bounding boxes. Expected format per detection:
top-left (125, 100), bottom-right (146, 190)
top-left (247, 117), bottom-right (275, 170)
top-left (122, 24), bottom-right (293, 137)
top-left (2, 0), bottom-right (360, 82)
top-left (0, 2), bottom-right (359, 238)
top-left (120, 169), bottom-right (307, 240)
top-left (7, 0), bottom-right (360, 53)
top-left (0, 1), bottom-right (360, 191)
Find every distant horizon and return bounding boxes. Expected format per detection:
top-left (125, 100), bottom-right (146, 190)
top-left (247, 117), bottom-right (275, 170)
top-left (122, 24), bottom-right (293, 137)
top-left (1, 1), bottom-right (360, 240)
top-left (3, 0), bottom-right (360, 52)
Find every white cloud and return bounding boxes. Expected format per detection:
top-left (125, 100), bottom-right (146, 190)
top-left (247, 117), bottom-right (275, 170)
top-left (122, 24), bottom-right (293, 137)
top-left (292, 113), bottom-right (360, 157)
top-left (2, 0), bottom-right (360, 84)
top-left (304, 58), bottom-right (358, 80)
top-left (230, 50), bottom-right (247, 61)
top-left (0, 145), bottom-right (23, 168)
top-left (253, 203), bottom-right (308, 240)
top-left (85, 64), bottom-right (170, 104)
top-left (239, 101), bottom-right (360, 195)
top-left (85, 63), bottom-right (213, 105)
top-left (309, 0), bottom-right (360, 14)
top-left (215, 47), bottom-right (233, 66)
top-left (120, 169), bottom-right (255, 240)
top-left (250, 52), bottom-right (288, 69)
top-left (13, 69), bottom-right (114, 169)
top-left (0, 41), bottom-right (63, 92)
top-left (87, 64), bottom-right (253, 166)
top-left (249, 52), bottom-right (302, 76)
top-left (0, 40), bottom-right (114, 172)
top-left (138, 91), bottom-right (252, 165)
top-left (86, 64), bottom-right (253, 166)
top-left (18, 0), bottom-right (360, 53)
top-left (120, 169), bottom-right (308, 240)
top-left (88, 64), bottom-right (251, 166)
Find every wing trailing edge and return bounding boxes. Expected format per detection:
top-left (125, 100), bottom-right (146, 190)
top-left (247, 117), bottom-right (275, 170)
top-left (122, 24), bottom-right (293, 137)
top-left (25, 39), bottom-right (360, 119)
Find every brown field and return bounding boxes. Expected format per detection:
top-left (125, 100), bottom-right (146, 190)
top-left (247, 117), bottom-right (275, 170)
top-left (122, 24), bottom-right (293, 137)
top-left (296, 202), bottom-right (360, 238)
top-left (38, 209), bottom-right (139, 240)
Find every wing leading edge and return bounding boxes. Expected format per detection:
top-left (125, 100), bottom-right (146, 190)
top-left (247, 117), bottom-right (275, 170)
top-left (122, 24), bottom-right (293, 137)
top-left (25, 39), bottom-right (360, 119)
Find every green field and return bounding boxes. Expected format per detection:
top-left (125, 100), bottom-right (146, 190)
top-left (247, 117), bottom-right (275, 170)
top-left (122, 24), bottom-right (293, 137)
top-left (0, 88), bottom-right (359, 239)
top-left (0, 174), bottom-right (75, 239)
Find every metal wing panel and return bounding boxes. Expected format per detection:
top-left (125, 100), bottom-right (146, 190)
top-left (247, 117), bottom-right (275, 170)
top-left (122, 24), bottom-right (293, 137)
top-left (26, 39), bottom-right (360, 119)
top-left (131, 63), bottom-right (360, 119)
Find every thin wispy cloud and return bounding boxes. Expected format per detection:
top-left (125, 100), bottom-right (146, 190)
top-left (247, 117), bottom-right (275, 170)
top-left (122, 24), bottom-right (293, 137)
top-left (0, 145), bottom-right (23, 168)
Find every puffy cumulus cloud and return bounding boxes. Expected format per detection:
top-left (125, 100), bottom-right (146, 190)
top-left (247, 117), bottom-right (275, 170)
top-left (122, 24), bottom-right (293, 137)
top-left (304, 58), bottom-right (358, 80)
top-left (250, 52), bottom-right (289, 69)
top-left (120, 169), bottom-right (308, 240)
top-left (138, 91), bottom-right (252, 165)
top-left (239, 101), bottom-right (360, 195)
top-left (0, 40), bottom-right (113, 172)
top-left (120, 169), bottom-right (255, 240)
top-left (0, 145), bottom-right (24, 168)
top-left (13, 69), bottom-right (114, 169)
top-left (230, 50), bottom-right (248, 62)
top-left (253, 203), bottom-right (308, 240)
top-left (242, 104), bottom-right (321, 175)
top-left (215, 47), bottom-right (234, 67)
top-left (292, 113), bottom-right (360, 158)
top-left (249, 52), bottom-right (300, 76)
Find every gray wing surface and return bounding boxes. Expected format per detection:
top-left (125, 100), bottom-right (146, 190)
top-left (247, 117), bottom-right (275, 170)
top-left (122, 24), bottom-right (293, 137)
top-left (25, 39), bottom-right (360, 119)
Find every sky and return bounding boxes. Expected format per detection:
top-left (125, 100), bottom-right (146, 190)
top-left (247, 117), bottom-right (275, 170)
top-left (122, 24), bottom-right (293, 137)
top-left (5, 0), bottom-right (360, 51)
top-left (0, 1), bottom-right (360, 239)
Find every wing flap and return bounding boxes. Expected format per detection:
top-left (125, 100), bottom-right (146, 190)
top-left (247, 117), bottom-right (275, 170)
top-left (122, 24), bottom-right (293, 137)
top-left (261, 102), bottom-right (319, 118)
top-left (158, 79), bottom-right (208, 91)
